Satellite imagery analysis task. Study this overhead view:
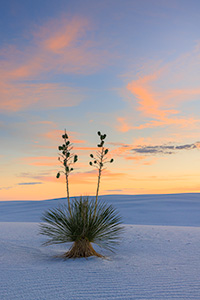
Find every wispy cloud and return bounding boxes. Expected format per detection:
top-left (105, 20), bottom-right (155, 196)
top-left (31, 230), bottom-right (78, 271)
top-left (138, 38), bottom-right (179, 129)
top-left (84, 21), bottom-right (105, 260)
top-left (23, 156), bottom-right (58, 167)
top-left (109, 140), bottom-right (200, 166)
top-left (17, 182), bottom-right (43, 185)
top-left (104, 189), bottom-right (123, 192)
top-left (17, 168), bottom-right (127, 185)
top-left (0, 82), bottom-right (83, 112)
top-left (0, 16), bottom-right (110, 112)
top-left (43, 129), bottom-right (85, 144)
top-left (0, 186), bottom-right (13, 190)
top-left (118, 43), bottom-right (200, 132)
top-left (125, 74), bottom-right (200, 130)
top-left (132, 141), bottom-right (200, 155)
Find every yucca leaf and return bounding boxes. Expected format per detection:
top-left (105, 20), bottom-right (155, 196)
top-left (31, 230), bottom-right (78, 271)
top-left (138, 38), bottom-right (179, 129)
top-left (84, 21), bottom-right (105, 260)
top-left (40, 197), bottom-right (123, 251)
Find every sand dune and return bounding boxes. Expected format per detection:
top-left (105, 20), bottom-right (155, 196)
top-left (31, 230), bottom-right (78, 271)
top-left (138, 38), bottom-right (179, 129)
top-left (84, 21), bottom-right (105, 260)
top-left (0, 193), bottom-right (200, 299)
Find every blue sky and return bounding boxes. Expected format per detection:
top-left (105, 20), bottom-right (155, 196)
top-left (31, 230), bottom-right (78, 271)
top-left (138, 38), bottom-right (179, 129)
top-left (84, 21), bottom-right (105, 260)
top-left (1, 0), bottom-right (200, 200)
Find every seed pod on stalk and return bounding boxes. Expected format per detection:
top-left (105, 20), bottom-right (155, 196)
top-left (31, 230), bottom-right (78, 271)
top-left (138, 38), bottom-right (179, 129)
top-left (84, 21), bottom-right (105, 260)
top-left (56, 129), bottom-right (78, 216)
top-left (89, 131), bottom-right (114, 216)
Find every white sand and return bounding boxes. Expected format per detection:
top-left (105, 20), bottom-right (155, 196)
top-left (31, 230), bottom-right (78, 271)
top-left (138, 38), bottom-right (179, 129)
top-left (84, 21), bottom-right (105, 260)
top-left (0, 193), bottom-right (200, 299)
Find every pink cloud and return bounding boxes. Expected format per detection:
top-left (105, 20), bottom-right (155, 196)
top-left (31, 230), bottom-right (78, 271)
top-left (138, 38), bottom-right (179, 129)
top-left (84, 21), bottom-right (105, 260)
top-left (23, 156), bottom-right (58, 167)
top-left (195, 142), bottom-right (200, 149)
top-left (117, 44), bottom-right (200, 133)
top-left (119, 72), bottom-right (200, 132)
top-left (117, 117), bottom-right (133, 132)
top-left (22, 169), bottom-right (126, 186)
top-left (5, 16), bottom-right (101, 80)
top-left (125, 156), bottom-right (145, 161)
top-left (0, 82), bottom-right (83, 112)
top-left (43, 129), bottom-right (85, 144)
top-left (110, 141), bottom-right (143, 159)
top-left (0, 16), bottom-right (110, 112)
top-left (42, 17), bottom-right (89, 54)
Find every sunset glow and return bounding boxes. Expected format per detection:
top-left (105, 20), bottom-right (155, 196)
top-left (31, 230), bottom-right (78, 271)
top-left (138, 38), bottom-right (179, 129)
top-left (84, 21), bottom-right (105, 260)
top-left (1, 0), bottom-right (200, 200)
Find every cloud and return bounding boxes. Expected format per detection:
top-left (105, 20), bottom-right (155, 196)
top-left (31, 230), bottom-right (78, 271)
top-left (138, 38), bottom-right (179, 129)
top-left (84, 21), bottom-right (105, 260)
top-left (0, 16), bottom-right (110, 112)
top-left (0, 82), bottom-right (83, 112)
top-left (23, 156), bottom-right (58, 167)
top-left (17, 169), bottom-right (127, 186)
top-left (125, 74), bottom-right (200, 130)
top-left (41, 17), bottom-right (89, 53)
top-left (42, 129), bottom-right (86, 144)
top-left (105, 189), bottom-right (123, 192)
top-left (17, 182), bottom-right (43, 185)
top-left (22, 154), bottom-right (88, 168)
top-left (76, 147), bottom-right (98, 151)
top-left (109, 140), bottom-right (200, 166)
top-left (118, 44), bottom-right (200, 132)
top-left (4, 16), bottom-right (102, 79)
top-left (110, 142), bottom-right (150, 164)
top-left (124, 156), bottom-right (146, 161)
top-left (0, 186), bottom-right (13, 190)
top-left (117, 117), bottom-right (133, 132)
top-left (132, 142), bottom-right (200, 155)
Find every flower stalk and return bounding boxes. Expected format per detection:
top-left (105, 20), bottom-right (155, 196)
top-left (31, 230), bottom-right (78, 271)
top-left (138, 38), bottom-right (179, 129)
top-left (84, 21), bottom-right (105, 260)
top-left (56, 129), bottom-right (78, 216)
top-left (89, 131), bottom-right (114, 215)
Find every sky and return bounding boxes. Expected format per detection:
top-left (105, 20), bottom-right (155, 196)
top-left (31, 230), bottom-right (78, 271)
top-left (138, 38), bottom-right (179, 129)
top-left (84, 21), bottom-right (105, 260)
top-left (1, 0), bottom-right (200, 200)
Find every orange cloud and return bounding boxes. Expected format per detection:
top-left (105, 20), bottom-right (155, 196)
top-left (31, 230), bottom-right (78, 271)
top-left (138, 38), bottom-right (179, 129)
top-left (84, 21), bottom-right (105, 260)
top-left (125, 156), bottom-right (145, 161)
top-left (71, 170), bottom-right (127, 186)
top-left (117, 117), bottom-right (133, 132)
top-left (42, 17), bottom-right (89, 53)
top-left (127, 81), bottom-right (178, 120)
top-left (23, 156), bottom-right (58, 167)
top-left (0, 82), bottom-right (83, 112)
top-left (109, 142), bottom-right (148, 164)
top-left (43, 129), bottom-right (85, 144)
top-left (5, 17), bottom-right (97, 80)
top-left (20, 168), bottom-right (127, 187)
top-left (120, 71), bottom-right (200, 132)
top-left (0, 16), bottom-right (110, 112)
top-left (118, 44), bottom-right (200, 133)
top-left (76, 147), bottom-right (98, 151)
top-left (195, 142), bottom-right (200, 149)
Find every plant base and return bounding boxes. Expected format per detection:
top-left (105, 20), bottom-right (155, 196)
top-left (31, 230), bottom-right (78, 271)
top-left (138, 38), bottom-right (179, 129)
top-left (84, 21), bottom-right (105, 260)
top-left (62, 238), bottom-right (103, 259)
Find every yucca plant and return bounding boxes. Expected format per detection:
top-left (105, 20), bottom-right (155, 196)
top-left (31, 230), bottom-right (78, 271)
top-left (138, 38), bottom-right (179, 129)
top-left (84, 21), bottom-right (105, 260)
top-left (40, 196), bottom-right (123, 258)
top-left (40, 130), bottom-right (123, 258)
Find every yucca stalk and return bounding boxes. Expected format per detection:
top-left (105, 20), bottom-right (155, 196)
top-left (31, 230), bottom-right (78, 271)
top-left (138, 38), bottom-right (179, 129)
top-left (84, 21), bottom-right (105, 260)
top-left (89, 131), bottom-right (114, 216)
top-left (56, 130), bottom-right (78, 216)
top-left (40, 130), bottom-right (122, 259)
top-left (40, 196), bottom-right (123, 258)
